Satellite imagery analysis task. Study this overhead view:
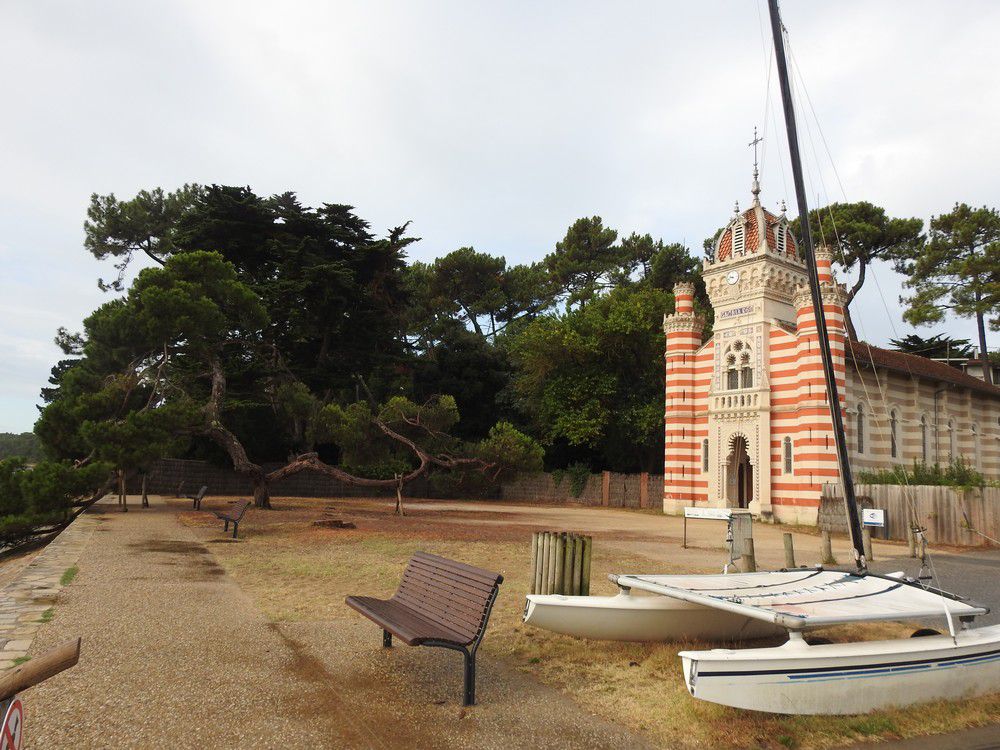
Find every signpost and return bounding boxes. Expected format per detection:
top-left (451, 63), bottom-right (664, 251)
top-left (682, 506), bottom-right (753, 552)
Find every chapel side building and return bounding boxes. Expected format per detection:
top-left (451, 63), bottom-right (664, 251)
top-left (662, 186), bottom-right (1000, 526)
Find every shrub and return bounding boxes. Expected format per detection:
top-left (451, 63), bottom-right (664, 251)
top-left (856, 460), bottom-right (994, 490)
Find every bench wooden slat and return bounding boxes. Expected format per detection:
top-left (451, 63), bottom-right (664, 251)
top-left (393, 582), bottom-right (491, 629)
top-left (393, 584), bottom-right (489, 626)
top-left (345, 596), bottom-right (468, 645)
top-left (398, 568), bottom-right (497, 610)
top-left (401, 565), bottom-right (497, 598)
top-left (408, 552), bottom-right (501, 585)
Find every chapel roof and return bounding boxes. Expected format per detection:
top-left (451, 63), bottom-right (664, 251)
top-left (713, 192), bottom-right (798, 262)
top-left (846, 342), bottom-right (1000, 399)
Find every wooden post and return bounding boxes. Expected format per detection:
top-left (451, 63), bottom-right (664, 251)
top-left (548, 531), bottom-right (559, 594)
top-left (821, 530), bottom-right (835, 565)
top-left (554, 533), bottom-right (566, 595)
top-left (783, 532), bottom-right (796, 568)
top-left (639, 472), bottom-right (649, 509)
top-left (562, 534), bottom-right (575, 594)
top-left (530, 532), bottom-right (540, 595)
top-left (539, 533), bottom-right (549, 594)
top-left (572, 535), bottom-right (584, 595)
top-left (581, 535), bottom-right (593, 596)
top-left (907, 526), bottom-right (917, 558)
top-left (862, 527), bottom-right (874, 562)
top-left (741, 539), bottom-right (757, 573)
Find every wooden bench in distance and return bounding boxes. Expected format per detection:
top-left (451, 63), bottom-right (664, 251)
top-left (186, 485), bottom-right (208, 510)
top-left (213, 499), bottom-right (251, 539)
top-left (345, 551), bottom-right (503, 706)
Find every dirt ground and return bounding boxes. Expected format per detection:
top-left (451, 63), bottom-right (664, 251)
top-left (172, 494), bottom-right (999, 750)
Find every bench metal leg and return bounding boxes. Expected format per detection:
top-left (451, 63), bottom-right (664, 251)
top-left (232, 521), bottom-right (238, 539)
top-left (383, 630), bottom-right (392, 648)
top-left (463, 649), bottom-right (476, 706)
top-left (223, 520), bottom-right (229, 533)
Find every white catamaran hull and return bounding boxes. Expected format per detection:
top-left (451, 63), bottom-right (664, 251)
top-left (523, 592), bottom-right (786, 642)
top-left (680, 625), bottom-right (1000, 715)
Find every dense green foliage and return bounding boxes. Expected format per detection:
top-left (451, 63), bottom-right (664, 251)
top-left (791, 201), bottom-right (923, 306)
top-left (0, 433), bottom-right (44, 462)
top-left (0, 458), bottom-right (110, 546)
top-left (509, 286), bottom-right (674, 471)
top-left (893, 203), bottom-right (1000, 384)
top-left (889, 333), bottom-right (974, 359)
top-left (856, 461), bottom-right (996, 490)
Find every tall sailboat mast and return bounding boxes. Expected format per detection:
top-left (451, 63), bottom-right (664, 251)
top-left (766, 0), bottom-right (868, 572)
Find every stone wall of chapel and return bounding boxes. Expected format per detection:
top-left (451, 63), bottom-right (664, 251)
top-left (844, 366), bottom-right (1000, 479)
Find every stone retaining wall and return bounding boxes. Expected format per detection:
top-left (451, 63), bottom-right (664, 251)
top-left (500, 471), bottom-right (662, 509)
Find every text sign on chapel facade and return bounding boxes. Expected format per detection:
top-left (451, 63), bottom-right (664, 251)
top-left (718, 305), bottom-right (755, 320)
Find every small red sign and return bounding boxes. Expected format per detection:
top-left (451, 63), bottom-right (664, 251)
top-left (0, 698), bottom-right (23, 750)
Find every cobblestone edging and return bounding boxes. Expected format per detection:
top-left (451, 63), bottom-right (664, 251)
top-left (0, 513), bottom-right (99, 670)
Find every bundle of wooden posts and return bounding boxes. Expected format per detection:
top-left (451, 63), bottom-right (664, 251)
top-left (529, 531), bottom-right (592, 595)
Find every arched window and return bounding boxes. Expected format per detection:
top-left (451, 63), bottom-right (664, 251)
top-left (740, 350), bottom-right (753, 388)
top-left (920, 415), bottom-right (928, 464)
top-left (702, 439), bottom-right (709, 472)
top-left (948, 418), bottom-right (956, 462)
top-left (724, 340), bottom-right (752, 391)
top-left (783, 437), bottom-right (793, 474)
top-left (972, 423), bottom-right (981, 469)
top-left (889, 409), bottom-right (898, 459)
top-left (856, 404), bottom-right (865, 454)
top-left (733, 222), bottom-right (746, 256)
top-left (727, 364), bottom-right (740, 390)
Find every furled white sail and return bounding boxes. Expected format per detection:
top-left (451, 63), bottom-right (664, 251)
top-left (611, 570), bottom-right (987, 630)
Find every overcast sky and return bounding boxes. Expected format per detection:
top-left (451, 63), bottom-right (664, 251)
top-left (2, 1), bottom-right (998, 433)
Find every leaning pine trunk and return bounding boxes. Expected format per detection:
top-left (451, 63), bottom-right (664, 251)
top-left (141, 473), bottom-right (149, 508)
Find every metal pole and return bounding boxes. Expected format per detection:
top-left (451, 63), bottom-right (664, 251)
top-left (767, 0), bottom-right (867, 572)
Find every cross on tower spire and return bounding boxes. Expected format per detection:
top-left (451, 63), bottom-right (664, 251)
top-left (748, 126), bottom-right (762, 204)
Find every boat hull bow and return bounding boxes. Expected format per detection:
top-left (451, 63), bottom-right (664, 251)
top-left (679, 625), bottom-right (1000, 714)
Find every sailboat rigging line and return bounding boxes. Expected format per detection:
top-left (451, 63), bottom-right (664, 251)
top-left (784, 41), bottom-right (927, 537)
top-left (754, 0), bottom-right (791, 206)
top-left (767, 0), bottom-right (868, 573)
top-left (780, 33), bottom-right (967, 623)
top-left (778, 23), bottom-right (961, 642)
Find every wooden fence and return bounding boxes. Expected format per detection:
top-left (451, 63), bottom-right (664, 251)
top-left (820, 483), bottom-right (999, 547)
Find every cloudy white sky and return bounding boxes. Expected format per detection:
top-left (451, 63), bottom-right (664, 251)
top-left (2, 1), bottom-right (998, 433)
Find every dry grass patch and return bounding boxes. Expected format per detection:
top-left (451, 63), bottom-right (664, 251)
top-left (184, 497), bottom-right (1000, 749)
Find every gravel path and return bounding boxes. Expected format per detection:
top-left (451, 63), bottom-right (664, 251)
top-left (24, 500), bottom-right (652, 749)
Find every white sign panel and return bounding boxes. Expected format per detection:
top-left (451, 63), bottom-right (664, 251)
top-left (684, 507), bottom-right (733, 520)
top-left (862, 508), bottom-right (885, 528)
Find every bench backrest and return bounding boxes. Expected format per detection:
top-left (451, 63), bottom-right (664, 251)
top-left (392, 552), bottom-right (503, 645)
top-left (231, 499), bottom-right (251, 520)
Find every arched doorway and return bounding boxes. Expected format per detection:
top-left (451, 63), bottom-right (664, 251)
top-left (726, 436), bottom-right (753, 509)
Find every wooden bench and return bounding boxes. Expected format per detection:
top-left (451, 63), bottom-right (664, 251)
top-left (186, 485), bottom-right (208, 510)
top-left (345, 552), bottom-right (503, 706)
top-left (213, 499), bottom-right (251, 539)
